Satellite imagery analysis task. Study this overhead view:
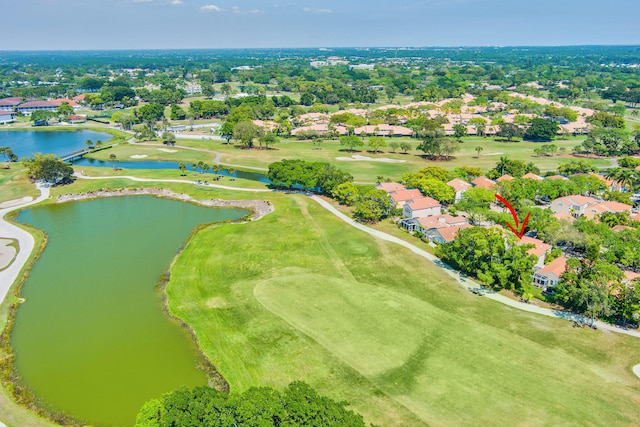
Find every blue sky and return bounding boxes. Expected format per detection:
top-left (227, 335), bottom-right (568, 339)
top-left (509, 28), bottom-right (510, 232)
top-left (2, 0), bottom-right (639, 49)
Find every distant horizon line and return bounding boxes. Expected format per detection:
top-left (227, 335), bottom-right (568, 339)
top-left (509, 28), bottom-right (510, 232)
top-left (1, 44), bottom-right (639, 53)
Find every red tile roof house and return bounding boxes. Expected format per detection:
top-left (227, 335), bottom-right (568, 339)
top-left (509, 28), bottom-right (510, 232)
top-left (376, 182), bottom-right (406, 193)
top-left (588, 172), bottom-right (625, 192)
top-left (432, 224), bottom-right (472, 244)
top-left (582, 200), bottom-right (633, 220)
top-left (390, 188), bottom-right (423, 209)
top-left (0, 97), bottom-right (23, 111)
top-left (496, 174), bottom-right (514, 182)
top-left (447, 178), bottom-right (472, 202)
top-left (419, 215), bottom-right (469, 239)
top-left (51, 98), bottom-right (80, 109)
top-left (16, 100), bottom-right (58, 114)
top-left (402, 196), bottom-right (442, 219)
top-left (471, 176), bottom-right (496, 190)
top-left (522, 172), bottom-right (544, 180)
top-left (66, 115), bottom-right (86, 124)
top-left (400, 214), bottom-right (467, 234)
top-left (0, 110), bottom-right (16, 124)
top-left (532, 256), bottom-right (567, 289)
top-left (354, 124), bottom-right (413, 137)
top-left (516, 236), bottom-right (552, 269)
top-left (549, 195), bottom-right (599, 218)
top-left (545, 175), bottom-right (569, 181)
top-left (291, 124), bottom-right (348, 136)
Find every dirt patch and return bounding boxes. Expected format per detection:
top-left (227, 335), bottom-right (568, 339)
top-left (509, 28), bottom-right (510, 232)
top-left (0, 238), bottom-right (17, 270)
top-left (336, 154), bottom-right (406, 163)
top-left (56, 188), bottom-right (274, 221)
top-left (633, 364), bottom-right (640, 379)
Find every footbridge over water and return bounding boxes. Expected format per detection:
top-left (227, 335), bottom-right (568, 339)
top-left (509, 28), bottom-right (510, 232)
top-left (61, 144), bottom-right (117, 162)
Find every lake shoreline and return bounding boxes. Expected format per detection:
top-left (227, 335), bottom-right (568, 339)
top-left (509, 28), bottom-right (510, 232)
top-left (1, 189), bottom-right (273, 426)
top-left (56, 187), bottom-right (274, 221)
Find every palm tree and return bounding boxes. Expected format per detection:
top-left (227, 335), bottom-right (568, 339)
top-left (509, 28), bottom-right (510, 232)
top-left (615, 169), bottom-right (636, 191)
top-left (475, 146), bottom-right (483, 158)
top-left (192, 163), bottom-right (198, 173)
top-left (85, 139), bottom-right (93, 149)
top-left (178, 162), bottom-right (186, 176)
top-left (496, 155), bottom-right (510, 176)
top-left (202, 164), bottom-right (210, 174)
top-left (604, 167), bottom-right (636, 191)
top-left (109, 153), bottom-right (117, 170)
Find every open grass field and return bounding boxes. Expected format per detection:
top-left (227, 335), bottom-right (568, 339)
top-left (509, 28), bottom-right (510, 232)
top-left (0, 165), bottom-right (39, 204)
top-left (74, 165), bottom-right (270, 190)
top-left (173, 136), bottom-right (612, 182)
top-left (165, 193), bottom-right (640, 426)
top-left (85, 143), bottom-right (216, 164)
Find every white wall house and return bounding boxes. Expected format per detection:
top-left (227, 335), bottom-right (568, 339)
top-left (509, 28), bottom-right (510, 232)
top-left (402, 197), bottom-right (442, 218)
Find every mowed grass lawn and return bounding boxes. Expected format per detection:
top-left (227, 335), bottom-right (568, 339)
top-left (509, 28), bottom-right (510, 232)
top-left (0, 165), bottom-right (40, 204)
top-left (73, 166), bottom-right (269, 190)
top-left (166, 193), bottom-right (640, 426)
top-left (86, 143), bottom-right (216, 164)
top-left (175, 136), bottom-right (611, 182)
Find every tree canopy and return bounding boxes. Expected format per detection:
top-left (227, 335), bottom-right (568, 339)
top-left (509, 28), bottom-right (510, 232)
top-left (135, 381), bottom-right (368, 427)
top-left (267, 159), bottom-right (352, 194)
top-left (22, 153), bottom-right (74, 184)
top-left (523, 118), bottom-right (559, 142)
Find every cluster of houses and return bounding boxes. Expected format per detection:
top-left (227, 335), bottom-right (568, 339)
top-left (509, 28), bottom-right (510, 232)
top-left (282, 93), bottom-right (594, 140)
top-left (0, 95), bottom-right (85, 124)
top-left (378, 171), bottom-right (638, 291)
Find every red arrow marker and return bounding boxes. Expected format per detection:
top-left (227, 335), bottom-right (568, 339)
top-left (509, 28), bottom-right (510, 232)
top-left (495, 194), bottom-right (530, 239)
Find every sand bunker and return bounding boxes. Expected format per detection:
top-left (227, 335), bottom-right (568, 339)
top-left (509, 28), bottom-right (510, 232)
top-left (130, 154), bottom-right (148, 159)
top-left (336, 154), bottom-right (406, 163)
top-left (158, 148), bottom-right (178, 153)
top-left (0, 238), bottom-right (17, 271)
top-left (0, 196), bottom-right (33, 209)
top-left (483, 152), bottom-right (505, 156)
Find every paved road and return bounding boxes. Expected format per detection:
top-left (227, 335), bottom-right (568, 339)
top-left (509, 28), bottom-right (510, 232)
top-left (0, 185), bottom-right (49, 307)
top-left (308, 195), bottom-right (640, 339)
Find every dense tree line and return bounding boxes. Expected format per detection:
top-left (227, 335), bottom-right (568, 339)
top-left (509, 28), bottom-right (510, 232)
top-left (267, 159), bottom-right (353, 194)
top-left (135, 381), bottom-right (369, 427)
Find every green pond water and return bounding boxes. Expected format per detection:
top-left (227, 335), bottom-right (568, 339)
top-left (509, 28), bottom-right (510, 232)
top-left (11, 196), bottom-right (246, 426)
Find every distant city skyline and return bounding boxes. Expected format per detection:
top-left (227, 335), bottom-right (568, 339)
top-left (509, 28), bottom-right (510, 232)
top-left (2, 0), bottom-right (639, 50)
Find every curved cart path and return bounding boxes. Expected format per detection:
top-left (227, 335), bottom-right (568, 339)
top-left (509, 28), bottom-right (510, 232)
top-left (0, 185), bottom-right (50, 307)
top-left (308, 194), bottom-right (640, 340)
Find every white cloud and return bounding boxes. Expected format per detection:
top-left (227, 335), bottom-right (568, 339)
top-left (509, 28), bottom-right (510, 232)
top-left (302, 7), bottom-right (331, 13)
top-left (201, 4), bottom-right (222, 11)
top-left (170, 0), bottom-right (183, 4)
top-left (231, 6), bottom-right (264, 14)
top-left (131, 0), bottom-right (153, 3)
top-left (272, 2), bottom-right (296, 7)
